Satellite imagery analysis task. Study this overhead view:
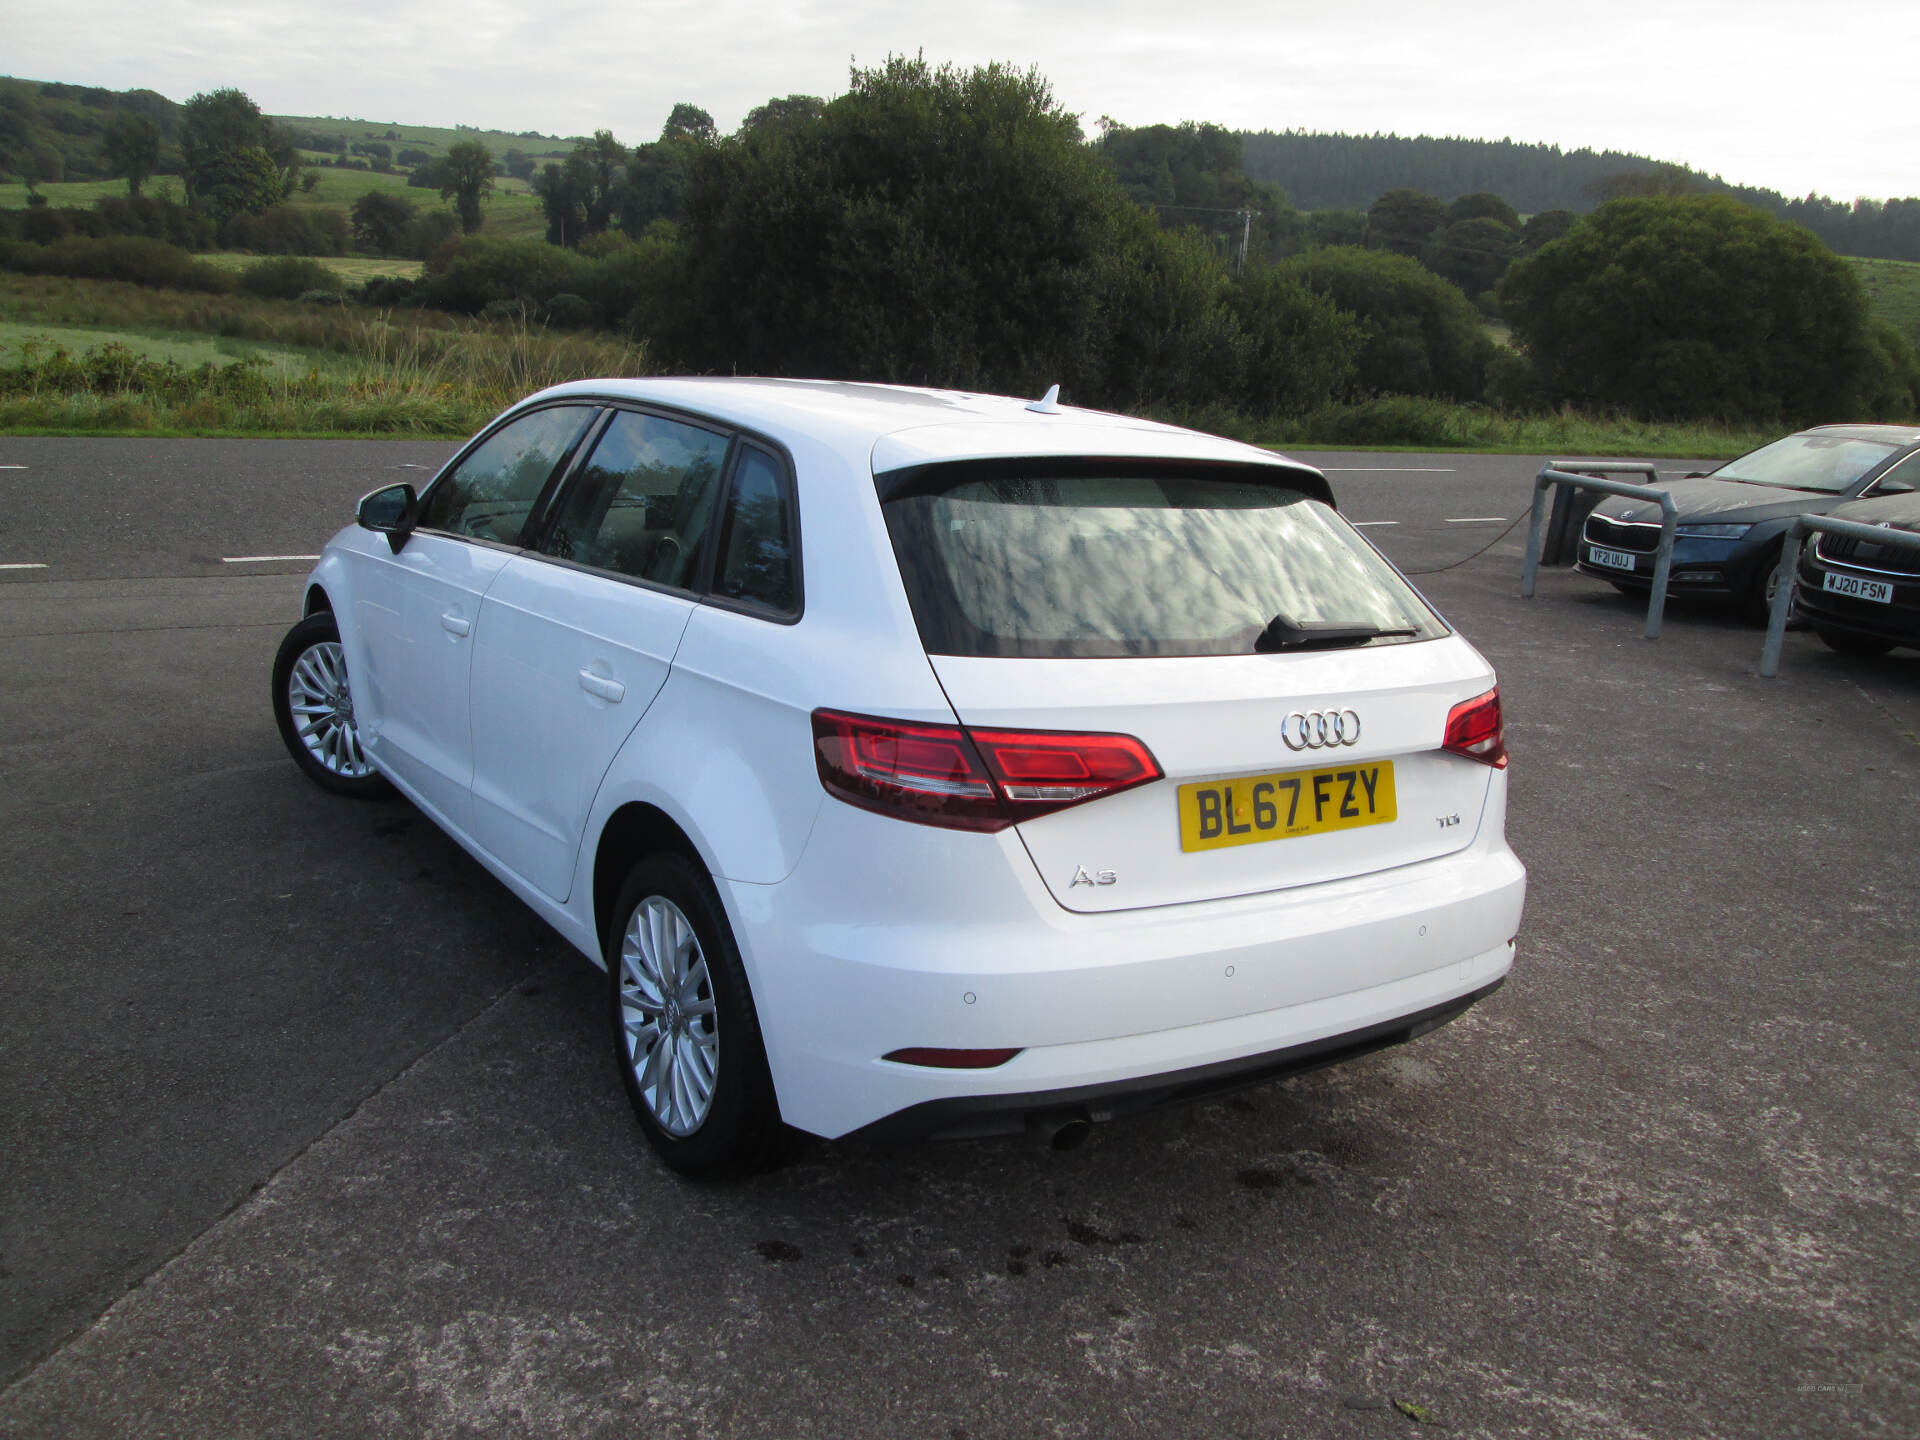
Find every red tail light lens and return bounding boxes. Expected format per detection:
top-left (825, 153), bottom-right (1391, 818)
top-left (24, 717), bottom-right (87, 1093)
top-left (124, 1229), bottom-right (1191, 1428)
top-left (1442, 688), bottom-right (1508, 768)
top-left (812, 710), bottom-right (1162, 831)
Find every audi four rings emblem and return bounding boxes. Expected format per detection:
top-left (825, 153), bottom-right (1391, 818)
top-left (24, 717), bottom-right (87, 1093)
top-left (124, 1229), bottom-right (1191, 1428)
top-left (1281, 709), bottom-right (1362, 750)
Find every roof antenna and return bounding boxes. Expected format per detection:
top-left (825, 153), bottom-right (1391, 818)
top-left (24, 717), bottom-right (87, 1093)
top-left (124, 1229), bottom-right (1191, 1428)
top-left (1026, 384), bottom-right (1062, 415)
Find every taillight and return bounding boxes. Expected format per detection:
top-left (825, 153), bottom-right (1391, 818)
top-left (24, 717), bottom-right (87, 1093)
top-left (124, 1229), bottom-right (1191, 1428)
top-left (812, 709), bottom-right (1162, 832)
top-left (1442, 688), bottom-right (1507, 768)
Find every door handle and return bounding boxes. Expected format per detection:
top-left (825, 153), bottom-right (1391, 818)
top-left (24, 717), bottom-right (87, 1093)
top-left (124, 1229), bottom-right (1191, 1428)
top-left (578, 669), bottom-right (626, 703)
top-left (440, 612), bottom-right (471, 637)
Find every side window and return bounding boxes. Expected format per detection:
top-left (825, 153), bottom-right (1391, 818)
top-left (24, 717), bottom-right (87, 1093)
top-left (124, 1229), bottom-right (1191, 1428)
top-left (713, 446), bottom-right (798, 615)
top-left (540, 409), bottom-right (731, 590)
top-left (418, 406), bottom-right (595, 543)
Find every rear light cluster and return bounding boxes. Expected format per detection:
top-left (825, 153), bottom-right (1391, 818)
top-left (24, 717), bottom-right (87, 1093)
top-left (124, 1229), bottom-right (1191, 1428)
top-left (812, 709), bottom-right (1162, 832)
top-left (1442, 688), bottom-right (1508, 768)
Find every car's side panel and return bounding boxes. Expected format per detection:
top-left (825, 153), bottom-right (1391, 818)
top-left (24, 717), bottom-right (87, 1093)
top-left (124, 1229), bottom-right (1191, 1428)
top-left (468, 557), bottom-right (697, 903)
top-left (343, 531), bottom-right (515, 832)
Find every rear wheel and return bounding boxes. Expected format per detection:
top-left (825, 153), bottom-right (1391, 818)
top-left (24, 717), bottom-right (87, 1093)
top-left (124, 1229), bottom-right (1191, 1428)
top-left (1815, 626), bottom-right (1895, 657)
top-left (606, 853), bottom-right (795, 1177)
top-left (272, 612), bottom-right (391, 798)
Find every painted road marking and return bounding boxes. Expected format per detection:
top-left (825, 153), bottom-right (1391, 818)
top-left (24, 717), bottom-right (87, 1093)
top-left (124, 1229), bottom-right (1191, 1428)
top-left (0, 464), bottom-right (28, 470)
top-left (1319, 467), bottom-right (1456, 473)
top-left (221, 554), bottom-right (322, 564)
top-left (0, 562), bottom-right (49, 570)
top-left (1352, 521), bottom-right (1399, 527)
top-left (1445, 517), bottom-right (1510, 524)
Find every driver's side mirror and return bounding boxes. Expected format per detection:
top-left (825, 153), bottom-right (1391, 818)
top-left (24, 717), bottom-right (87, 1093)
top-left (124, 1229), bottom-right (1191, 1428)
top-left (356, 482), bottom-right (418, 553)
top-left (1873, 477), bottom-right (1915, 496)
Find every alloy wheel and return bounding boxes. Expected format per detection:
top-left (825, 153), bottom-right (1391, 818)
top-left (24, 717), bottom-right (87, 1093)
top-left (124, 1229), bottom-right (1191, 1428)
top-left (618, 896), bottom-right (720, 1136)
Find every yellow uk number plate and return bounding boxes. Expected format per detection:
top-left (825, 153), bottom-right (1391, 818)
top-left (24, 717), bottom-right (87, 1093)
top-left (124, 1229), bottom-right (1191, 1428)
top-left (1177, 761), bottom-right (1396, 853)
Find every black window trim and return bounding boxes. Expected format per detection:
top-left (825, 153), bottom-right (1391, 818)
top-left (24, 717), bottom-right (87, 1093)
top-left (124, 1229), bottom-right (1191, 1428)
top-left (411, 399), bottom-right (606, 552)
top-left (704, 439), bottom-right (805, 625)
top-left (508, 396), bottom-right (806, 624)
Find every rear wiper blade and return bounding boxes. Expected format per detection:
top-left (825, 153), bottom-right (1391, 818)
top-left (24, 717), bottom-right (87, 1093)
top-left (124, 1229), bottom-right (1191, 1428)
top-left (1255, 617), bottom-right (1418, 652)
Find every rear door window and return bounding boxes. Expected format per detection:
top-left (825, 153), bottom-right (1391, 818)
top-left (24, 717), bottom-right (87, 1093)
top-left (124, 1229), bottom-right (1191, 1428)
top-left (881, 462), bottom-right (1445, 658)
top-left (539, 409), bottom-right (732, 590)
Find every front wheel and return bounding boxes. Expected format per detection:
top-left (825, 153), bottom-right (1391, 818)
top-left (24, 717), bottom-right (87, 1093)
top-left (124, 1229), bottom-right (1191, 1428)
top-left (606, 853), bottom-right (796, 1177)
top-left (1741, 545), bottom-right (1786, 626)
top-left (271, 612), bottom-right (391, 797)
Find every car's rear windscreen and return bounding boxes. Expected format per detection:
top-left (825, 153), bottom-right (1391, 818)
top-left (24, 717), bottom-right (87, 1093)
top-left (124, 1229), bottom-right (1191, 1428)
top-left (879, 460), bottom-right (1447, 658)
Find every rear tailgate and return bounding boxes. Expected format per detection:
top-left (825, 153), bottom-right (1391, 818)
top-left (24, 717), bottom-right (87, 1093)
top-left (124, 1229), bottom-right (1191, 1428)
top-left (931, 639), bottom-right (1497, 914)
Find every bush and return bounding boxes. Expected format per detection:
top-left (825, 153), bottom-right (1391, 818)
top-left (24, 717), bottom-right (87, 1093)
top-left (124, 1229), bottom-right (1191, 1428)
top-left (296, 289), bottom-right (350, 306)
top-left (538, 292), bottom-right (595, 328)
top-left (237, 255), bottom-right (339, 300)
top-left (1287, 246), bottom-right (1496, 401)
top-left (0, 235), bottom-right (234, 292)
top-left (423, 235), bottom-right (595, 314)
top-left (358, 274), bottom-right (422, 307)
top-left (220, 205), bottom-right (348, 256)
top-left (1499, 195), bottom-right (1905, 423)
top-left (92, 195), bottom-right (212, 249)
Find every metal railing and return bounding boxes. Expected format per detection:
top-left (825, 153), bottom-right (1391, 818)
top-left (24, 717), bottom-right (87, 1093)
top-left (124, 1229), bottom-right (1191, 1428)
top-left (1759, 515), bottom-right (1920, 676)
top-left (1521, 462), bottom-right (1677, 639)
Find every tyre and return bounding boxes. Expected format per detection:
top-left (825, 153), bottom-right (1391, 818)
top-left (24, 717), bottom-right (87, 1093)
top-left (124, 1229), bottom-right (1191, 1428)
top-left (271, 612), bottom-right (392, 798)
top-left (606, 853), bottom-right (795, 1177)
top-left (1814, 626), bottom-right (1895, 657)
top-left (1741, 544), bottom-right (1786, 626)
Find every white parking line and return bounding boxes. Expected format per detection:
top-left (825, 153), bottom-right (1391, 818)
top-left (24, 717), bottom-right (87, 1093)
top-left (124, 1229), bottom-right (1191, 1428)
top-left (1351, 521), bottom-right (1399, 527)
top-left (1445, 517), bottom-right (1510, 524)
top-left (1319, 467), bottom-right (1456, 473)
top-left (0, 465), bottom-right (28, 470)
top-left (0, 562), bottom-right (49, 570)
top-left (221, 554), bottom-right (321, 564)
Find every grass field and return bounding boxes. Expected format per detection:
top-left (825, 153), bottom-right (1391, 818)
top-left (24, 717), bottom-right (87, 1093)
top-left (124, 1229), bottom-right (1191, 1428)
top-left (0, 320), bottom-right (334, 378)
top-left (198, 253), bottom-right (426, 282)
top-left (0, 169), bottom-right (550, 243)
top-left (0, 273), bottom-right (650, 437)
top-left (1851, 256), bottom-right (1920, 346)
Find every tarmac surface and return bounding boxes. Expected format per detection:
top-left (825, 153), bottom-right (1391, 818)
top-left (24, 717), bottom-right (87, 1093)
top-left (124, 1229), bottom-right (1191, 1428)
top-left (2, 437), bottom-right (1916, 1438)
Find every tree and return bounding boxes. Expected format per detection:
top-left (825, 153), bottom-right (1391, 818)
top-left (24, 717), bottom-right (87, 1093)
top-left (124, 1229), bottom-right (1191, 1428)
top-left (439, 138), bottom-right (494, 232)
top-left (195, 145), bottom-right (285, 226)
top-left (738, 95), bottom-right (823, 135)
top-left (1498, 195), bottom-right (1903, 422)
top-left (352, 190), bottom-right (418, 254)
top-left (661, 103), bottom-right (715, 144)
top-left (1429, 215), bottom-right (1518, 299)
top-left (667, 58), bottom-right (1356, 416)
top-left (181, 88), bottom-right (296, 219)
top-left (1289, 246), bottom-right (1496, 401)
top-left (1366, 188), bottom-right (1447, 259)
top-left (100, 111), bottom-right (160, 197)
top-left (1448, 192), bottom-right (1520, 231)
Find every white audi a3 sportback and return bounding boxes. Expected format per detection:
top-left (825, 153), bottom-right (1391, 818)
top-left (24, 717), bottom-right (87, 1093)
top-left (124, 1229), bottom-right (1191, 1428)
top-left (272, 379), bottom-right (1526, 1175)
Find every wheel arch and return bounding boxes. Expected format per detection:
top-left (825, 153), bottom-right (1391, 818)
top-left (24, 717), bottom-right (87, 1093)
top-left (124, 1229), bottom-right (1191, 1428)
top-left (303, 583), bottom-right (333, 616)
top-left (592, 802), bottom-right (707, 955)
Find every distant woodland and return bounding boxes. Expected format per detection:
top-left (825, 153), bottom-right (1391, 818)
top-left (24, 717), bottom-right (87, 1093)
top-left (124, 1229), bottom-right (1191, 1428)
top-left (1240, 131), bottom-right (1920, 264)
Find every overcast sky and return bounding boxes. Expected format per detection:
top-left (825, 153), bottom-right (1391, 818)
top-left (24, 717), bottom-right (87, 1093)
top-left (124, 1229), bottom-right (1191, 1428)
top-left (10, 0), bottom-right (1918, 202)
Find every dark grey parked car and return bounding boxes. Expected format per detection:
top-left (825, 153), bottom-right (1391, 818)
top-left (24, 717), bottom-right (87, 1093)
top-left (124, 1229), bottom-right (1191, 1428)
top-left (1576, 424), bottom-right (1920, 622)
top-left (1793, 489), bottom-right (1920, 655)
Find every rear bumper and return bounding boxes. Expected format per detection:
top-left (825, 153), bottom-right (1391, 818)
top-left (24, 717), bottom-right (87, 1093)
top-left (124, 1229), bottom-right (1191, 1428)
top-left (724, 785), bottom-right (1526, 1139)
top-left (849, 976), bottom-right (1505, 1143)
